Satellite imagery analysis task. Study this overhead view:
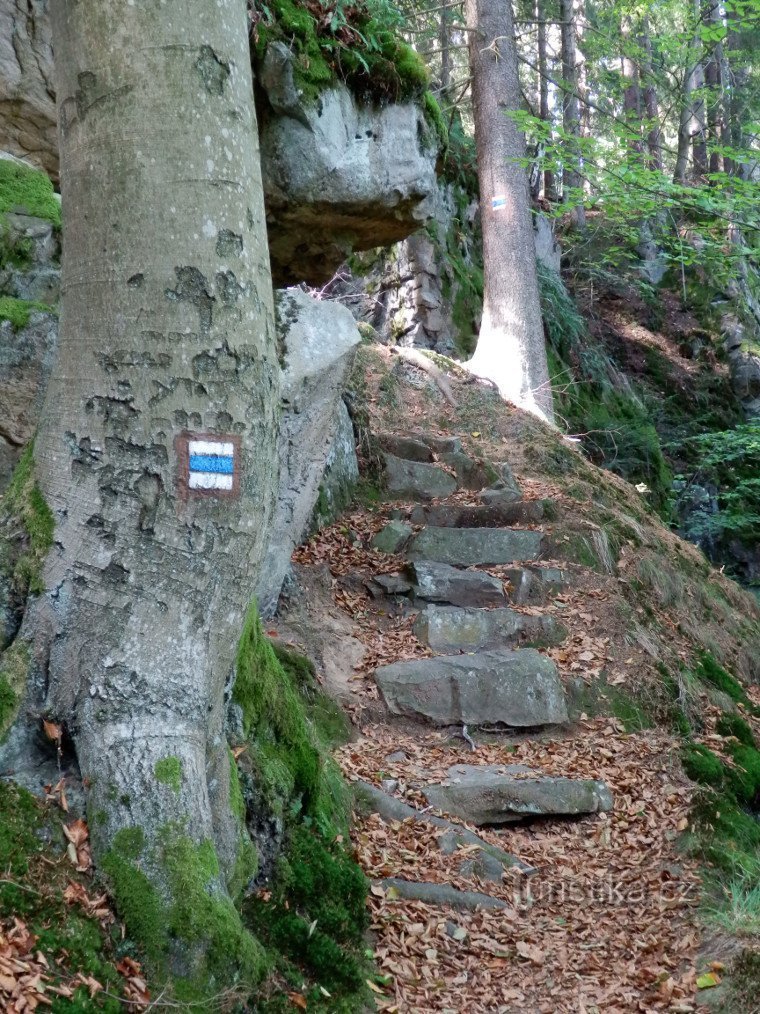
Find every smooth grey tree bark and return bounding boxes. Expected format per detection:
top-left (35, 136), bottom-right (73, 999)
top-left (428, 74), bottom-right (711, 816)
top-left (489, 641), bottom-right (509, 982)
top-left (463, 0), bottom-right (555, 424)
top-left (26, 0), bottom-right (279, 883)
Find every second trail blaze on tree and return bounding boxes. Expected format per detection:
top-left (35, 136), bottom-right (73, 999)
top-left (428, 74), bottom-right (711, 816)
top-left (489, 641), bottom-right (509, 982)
top-left (175, 433), bottom-right (241, 498)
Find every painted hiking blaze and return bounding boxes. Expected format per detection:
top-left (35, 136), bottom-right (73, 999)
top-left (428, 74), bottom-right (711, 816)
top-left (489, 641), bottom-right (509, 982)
top-left (176, 434), bottom-right (240, 497)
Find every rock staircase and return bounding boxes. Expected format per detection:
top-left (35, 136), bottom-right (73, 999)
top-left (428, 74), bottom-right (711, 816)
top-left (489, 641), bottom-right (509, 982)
top-left (358, 430), bottom-right (613, 828)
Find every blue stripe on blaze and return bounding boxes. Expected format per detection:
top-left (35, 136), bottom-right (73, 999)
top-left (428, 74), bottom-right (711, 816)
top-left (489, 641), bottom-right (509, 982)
top-left (189, 454), bottom-right (234, 475)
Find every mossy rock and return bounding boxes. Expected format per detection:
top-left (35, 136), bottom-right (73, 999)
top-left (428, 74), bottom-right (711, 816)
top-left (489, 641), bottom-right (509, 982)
top-left (0, 296), bottom-right (55, 330)
top-left (0, 160), bottom-right (61, 225)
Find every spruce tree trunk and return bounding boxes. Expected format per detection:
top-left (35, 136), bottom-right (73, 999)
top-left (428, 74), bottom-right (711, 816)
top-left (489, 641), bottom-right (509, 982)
top-left (26, 0), bottom-right (279, 888)
top-left (675, 1), bottom-right (705, 182)
top-left (463, 0), bottom-right (554, 424)
top-left (536, 0), bottom-right (555, 200)
top-left (560, 0), bottom-right (586, 227)
top-left (640, 21), bottom-right (663, 171)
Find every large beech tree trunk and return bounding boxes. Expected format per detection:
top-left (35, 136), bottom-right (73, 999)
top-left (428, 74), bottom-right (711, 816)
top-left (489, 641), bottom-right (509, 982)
top-left (27, 0), bottom-right (278, 882)
top-left (463, 0), bottom-right (554, 424)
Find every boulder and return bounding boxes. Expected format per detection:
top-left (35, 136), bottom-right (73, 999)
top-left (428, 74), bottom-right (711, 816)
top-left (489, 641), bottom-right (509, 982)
top-left (255, 289), bottom-right (361, 616)
top-left (372, 573), bottom-right (413, 596)
top-left (424, 764), bottom-right (613, 825)
top-left (0, 311), bottom-right (58, 490)
top-left (312, 399), bottom-right (359, 528)
top-left (413, 605), bottom-right (566, 653)
top-left (722, 312), bottom-right (760, 418)
top-left (440, 451), bottom-right (500, 491)
top-left (371, 520), bottom-right (414, 555)
top-left (374, 648), bottom-right (568, 727)
top-left (259, 56), bottom-right (437, 285)
top-left (408, 527), bottom-right (543, 566)
top-left (384, 454), bottom-right (457, 501)
top-left (410, 560), bottom-right (506, 608)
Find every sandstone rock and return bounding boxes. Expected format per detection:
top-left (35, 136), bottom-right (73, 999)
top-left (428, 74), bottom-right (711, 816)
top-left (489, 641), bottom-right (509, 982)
top-left (384, 454), bottom-right (457, 500)
top-left (371, 521), bottom-right (414, 555)
top-left (372, 573), bottom-right (413, 595)
top-left (0, 1), bottom-right (57, 179)
top-left (459, 852), bottom-right (504, 883)
top-left (412, 605), bottom-right (566, 653)
top-left (255, 289), bottom-right (361, 616)
top-left (441, 451), bottom-right (500, 491)
top-left (505, 566), bottom-right (569, 605)
top-left (408, 527), bottom-right (543, 566)
top-left (410, 560), bottom-right (506, 608)
top-left (410, 500), bottom-right (546, 528)
top-left (312, 399), bottom-right (359, 527)
top-left (722, 311), bottom-right (760, 418)
top-left (259, 75), bottom-right (437, 285)
top-left (0, 311), bottom-right (58, 490)
top-left (374, 648), bottom-right (568, 727)
top-left (377, 433), bottom-right (433, 463)
top-left (424, 764), bottom-right (614, 825)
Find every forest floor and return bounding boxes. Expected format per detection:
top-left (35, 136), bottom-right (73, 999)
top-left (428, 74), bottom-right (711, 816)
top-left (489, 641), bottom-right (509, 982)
top-left (272, 346), bottom-right (760, 1013)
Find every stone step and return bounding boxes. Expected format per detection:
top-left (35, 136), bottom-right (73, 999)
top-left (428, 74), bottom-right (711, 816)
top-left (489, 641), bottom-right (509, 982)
top-left (384, 454), bottom-right (457, 500)
top-left (410, 560), bottom-right (506, 607)
top-left (413, 605), bottom-right (566, 653)
top-left (505, 566), bottom-right (569, 605)
top-left (423, 764), bottom-right (613, 825)
top-left (374, 648), bottom-right (567, 728)
top-left (408, 526), bottom-right (543, 566)
top-left (408, 500), bottom-right (549, 528)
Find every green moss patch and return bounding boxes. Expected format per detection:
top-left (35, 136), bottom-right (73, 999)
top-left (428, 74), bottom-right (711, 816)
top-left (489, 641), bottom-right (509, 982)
top-left (0, 781), bottom-right (130, 1011)
top-left (252, 0), bottom-right (430, 105)
top-left (0, 640), bottom-right (30, 740)
top-left (0, 160), bottom-right (60, 225)
top-left (0, 295), bottom-right (55, 330)
top-left (1, 443), bottom-right (55, 597)
top-left (154, 756), bottom-right (182, 794)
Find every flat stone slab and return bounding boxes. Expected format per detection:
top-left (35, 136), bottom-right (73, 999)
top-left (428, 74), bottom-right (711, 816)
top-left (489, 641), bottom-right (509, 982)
top-left (505, 566), bottom-right (569, 605)
top-left (410, 561), bottom-right (506, 608)
top-left (413, 605), bottom-right (566, 653)
top-left (371, 520), bottom-right (413, 554)
top-left (384, 454), bottom-right (457, 501)
top-left (377, 433), bottom-right (432, 463)
top-left (410, 501), bottom-right (546, 528)
top-left (375, 648), bottom-right (568, 727)
top-left (408, 527), bottom-right (543, 566)
top-left (424, 764), bottom-right (614, 825)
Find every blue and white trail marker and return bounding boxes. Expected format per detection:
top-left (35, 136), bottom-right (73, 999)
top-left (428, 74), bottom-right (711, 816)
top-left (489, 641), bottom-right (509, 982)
top-left (188, 439), bottom-right (235, 491)
top-left (492, 196), bottom-right (507, 211)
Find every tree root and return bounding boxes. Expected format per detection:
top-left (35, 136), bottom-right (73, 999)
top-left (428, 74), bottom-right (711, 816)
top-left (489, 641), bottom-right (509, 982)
top-left (376, 877), bottom-right (509, 911)
top-left (391, 348), bottom-right (457, 407)
top-left (353, 780), bottom-right (536, 876)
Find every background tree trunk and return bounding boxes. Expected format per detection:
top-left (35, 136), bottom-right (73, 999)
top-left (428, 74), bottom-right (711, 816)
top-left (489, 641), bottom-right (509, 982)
top-left (463, 0), bottom-right (555, 424)
top-left (640, 21), bottom-right (663, 171)
top-left (536, 0), bottom-right (555, 200)
top-left (675, 1), bottom-right (705, 182)
top-left (29, 0), bottom-right (279, 889)
top-left (560, 0), bottom-right (586, 227)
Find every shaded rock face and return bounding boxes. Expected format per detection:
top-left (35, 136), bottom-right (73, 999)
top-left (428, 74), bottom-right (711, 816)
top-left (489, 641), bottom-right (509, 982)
top-left (424, 764), bottom-right (613, 825)
top-left (255, 288), bottom-right (361, 617)
top-left (259, 56), bottom-right (437, 286)
top-left (0, 0), bottom-right (56, 179)
top-left (374, 648), bottom-right (568, 728)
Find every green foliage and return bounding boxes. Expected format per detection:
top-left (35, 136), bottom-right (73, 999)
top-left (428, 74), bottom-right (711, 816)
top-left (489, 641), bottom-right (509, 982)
top-left (252, 0), bottom-right (430, 104)
top-left (669, 423), bottom-right (760, 556)
top-left (0, 160), bottom-right (61, 224)
top-left (539, 264), bottom-right (673, 513)
top-left (0, 295), bottom-right (54, 330)
top-left (246, 826), bottom-right (369, 999)
top-left (716, 713), bottom-right (756, 747)
top-left (693, 650), bottom-right (756, 710)
top-left (682, 743), bottom-right (726, 788)
top-left (154, 756), bottom-right (182, 794)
